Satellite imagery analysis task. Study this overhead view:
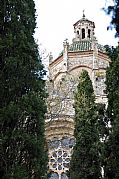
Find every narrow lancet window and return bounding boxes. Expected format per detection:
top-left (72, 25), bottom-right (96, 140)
top-left (82, 28), bottom-right (85, 39)
top-left (88, 29), bottom-right (91, 38)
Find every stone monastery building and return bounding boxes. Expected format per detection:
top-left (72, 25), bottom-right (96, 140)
top-left (45, 13), bottom-right (110, 179)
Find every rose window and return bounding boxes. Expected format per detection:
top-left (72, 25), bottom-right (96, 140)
top-left (48, 137), bottom-right (75, 177)
top-left (49, 149), bottom-right (70, 173)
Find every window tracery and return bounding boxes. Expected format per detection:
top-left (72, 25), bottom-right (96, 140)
top-left (48, 137), bottom-right (75, 178)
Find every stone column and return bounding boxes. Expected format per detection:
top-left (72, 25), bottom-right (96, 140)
top-left (63, 39), bottom-right (69, 71)
top-left (91, 38), bottom-right (99, 95)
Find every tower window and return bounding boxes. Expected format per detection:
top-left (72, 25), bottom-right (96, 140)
top-left (82, 28), bottom-right (85, 39)
top-left (88, 29), bottom-right (91, 38)
top-left (77, 30), bottom-right (79, 35)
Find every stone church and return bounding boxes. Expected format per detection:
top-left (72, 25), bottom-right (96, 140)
top-left (45, 13), bottom-right (110, 179)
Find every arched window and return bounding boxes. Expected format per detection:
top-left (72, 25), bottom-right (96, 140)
top-left (49, 172), bottom-right (59, 179)
top-left (61, 173), bottom-right (68, 179)
top-left (77, 30), bottom-right (79, 36)
top-left (88, 29), bottom-right (91, 38)
top-left (82, 28), bottom-right (85, 39)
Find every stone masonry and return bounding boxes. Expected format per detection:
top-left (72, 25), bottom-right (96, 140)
top-left (46, 13), bottom-right (110, 179)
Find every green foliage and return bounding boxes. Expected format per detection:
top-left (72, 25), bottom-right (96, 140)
top-left (105, 46), bottom-right (119, 122)
top-left (69, 70), bottom-right (101, 179)
top-left (0, 0), bottom-right (48, 178)
top-left (103, 0), bottom-right (119, 38)
top-left (104, 46), bottom-right (119, 179)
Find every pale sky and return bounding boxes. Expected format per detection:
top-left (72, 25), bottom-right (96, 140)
top-left (34, 0), bottom-right (118, 59)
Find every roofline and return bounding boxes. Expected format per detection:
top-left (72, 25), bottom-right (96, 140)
top-left (73, 19), bottom-right (95, 27)
top-left (49, 54), bottom-right (63, 67)
top-left (49, 49), bottom-right (110, 69)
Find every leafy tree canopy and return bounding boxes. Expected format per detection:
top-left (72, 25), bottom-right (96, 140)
top-left (69, 70), bottom-right (101, 179)
top-left (0, 0), bottom-right (48, 178)
top-left (103, 0), bottom-right (119, 38)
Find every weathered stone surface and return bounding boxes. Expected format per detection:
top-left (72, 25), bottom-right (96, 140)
top-left (46, 15), bottom-right (110, 177)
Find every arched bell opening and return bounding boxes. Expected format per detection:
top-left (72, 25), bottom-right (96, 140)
top-left (88, 29), bottom-right (91, 38)
top-left (82, 28), bottom-right (85, 39)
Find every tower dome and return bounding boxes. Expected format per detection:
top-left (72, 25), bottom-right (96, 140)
top-left (73, 11), bottom-right (95, 41)
top-left (69, 12), bottom-right (105, 53)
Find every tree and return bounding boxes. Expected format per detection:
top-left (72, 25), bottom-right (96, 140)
top-left (69, 70), bottom-right (101, 179)
top-left (103, 0), bottom-right (119, 37)
top-left (103, 0), bottom-right (119, 176)
top-left (0, 0), bottom-right (47, 178)
top-left (103, 46), bottom-right (119, 179)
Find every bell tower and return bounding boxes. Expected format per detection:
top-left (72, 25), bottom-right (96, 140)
top-left (73, 11), bottom-right (95, 41)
